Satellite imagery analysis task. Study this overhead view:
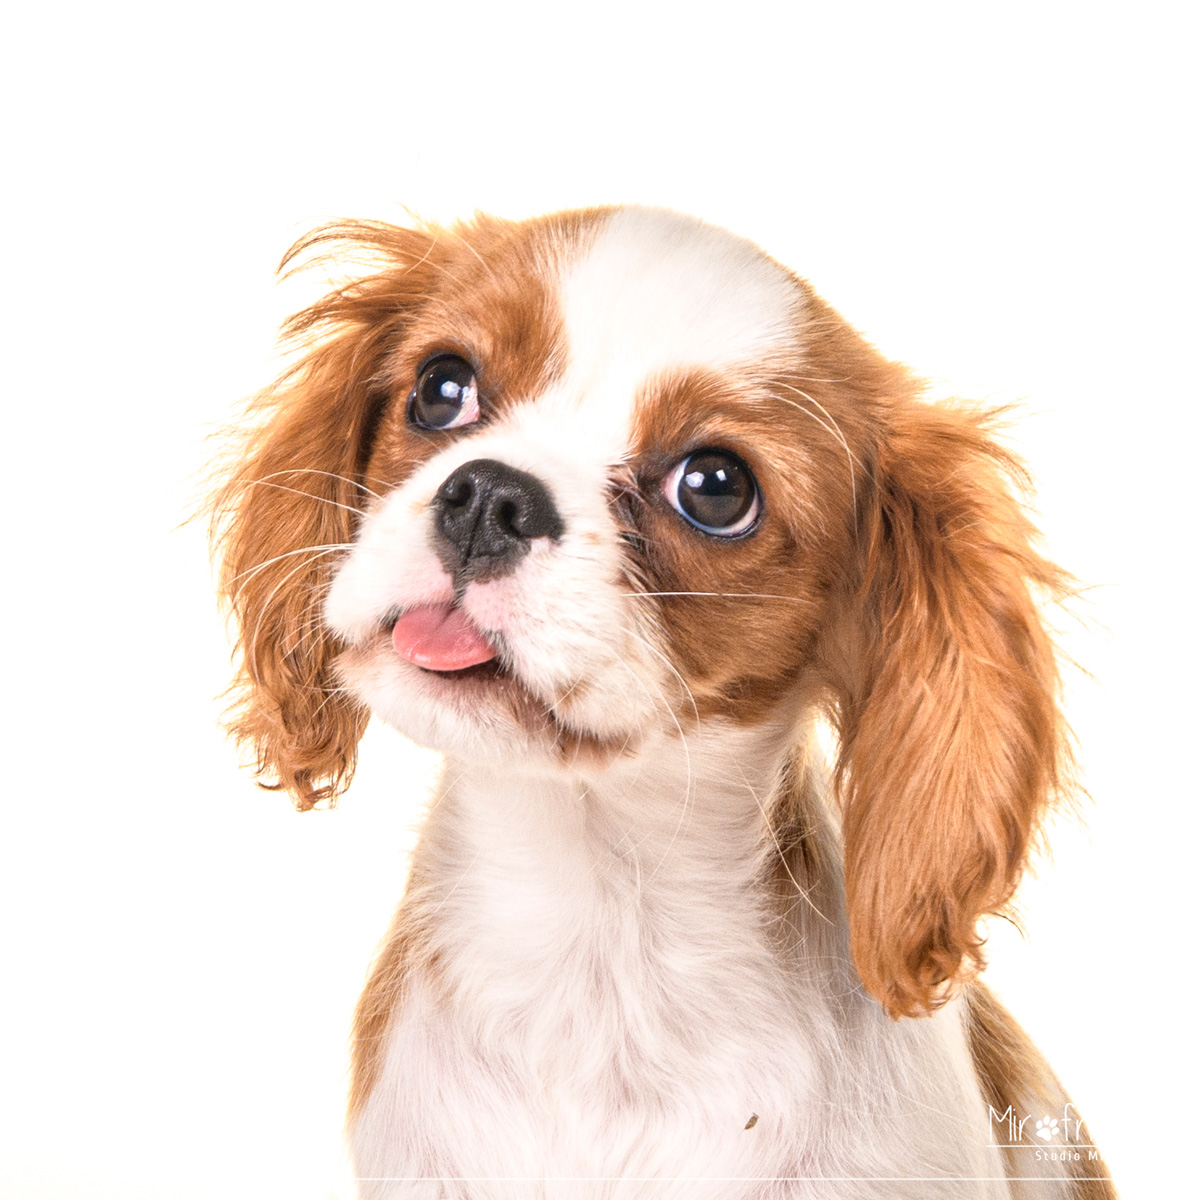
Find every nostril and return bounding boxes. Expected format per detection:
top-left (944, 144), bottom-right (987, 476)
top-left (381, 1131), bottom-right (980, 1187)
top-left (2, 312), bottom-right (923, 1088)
top-left (442, 478), bottom-right (473, 510)
top-left (495, 499), bottom-right (519, 534)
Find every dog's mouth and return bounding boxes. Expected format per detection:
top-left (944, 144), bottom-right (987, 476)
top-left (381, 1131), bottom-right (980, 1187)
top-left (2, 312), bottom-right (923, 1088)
top-left (386, 602), bottom-right (528, 704)
top-left (417, 657), bottom-right (504, 681)
top-left (350, 602), bottom-right (640, 767)
top-left (390, 602), bottom-right (498, 672)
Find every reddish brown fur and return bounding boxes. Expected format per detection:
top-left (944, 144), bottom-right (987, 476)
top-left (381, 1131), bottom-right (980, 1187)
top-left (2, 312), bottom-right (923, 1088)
top-left (819, 380), bottom-right (1070, 1018)
top-left (210, 221), bottom-right (454, 808)
top-left (626, 365), bottom-right (856, 725)
top-left (363, 212), bottom-right (592, 487)
top-left (628, 294), bottom-right (1071, 1018)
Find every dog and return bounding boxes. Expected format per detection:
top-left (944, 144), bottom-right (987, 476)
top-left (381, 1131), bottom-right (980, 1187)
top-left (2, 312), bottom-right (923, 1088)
top-left (211, 206), bottom-right (1116, 1198)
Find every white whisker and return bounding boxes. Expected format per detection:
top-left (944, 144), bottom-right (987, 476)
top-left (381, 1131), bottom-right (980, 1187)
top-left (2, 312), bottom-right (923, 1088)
top-left (228, 544), bottom-right (353, 589)
top-left (624, 590), bottom-right (814, 605)
top-left (735, 761), bottom-right (833, 927)
top-left (251, 467), bottom-right (384, 501)
top-left (245, 554), bottom-right (334, 684)
top-left (775, 382), bottom-right (861, 531)
top-left (615, 623), bottom-right (697, 887)
top-left (240, 478), bottom-right (368, 518)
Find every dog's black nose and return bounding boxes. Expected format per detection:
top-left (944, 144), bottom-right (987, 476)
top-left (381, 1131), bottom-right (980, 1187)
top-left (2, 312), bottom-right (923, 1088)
top-left (432, 458), bottom-right (564, 582)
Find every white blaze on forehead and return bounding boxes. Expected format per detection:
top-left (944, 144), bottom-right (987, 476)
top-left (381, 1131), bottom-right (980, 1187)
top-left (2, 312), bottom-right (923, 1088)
top-left (556, 207), bottom-right (802, 434)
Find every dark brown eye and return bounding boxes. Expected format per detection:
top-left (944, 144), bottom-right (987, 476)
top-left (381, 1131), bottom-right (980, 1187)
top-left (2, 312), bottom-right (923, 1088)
top-left (408, 356), bottom-right (480, 430)
top-left (663, 449), bottom-right (761, 537)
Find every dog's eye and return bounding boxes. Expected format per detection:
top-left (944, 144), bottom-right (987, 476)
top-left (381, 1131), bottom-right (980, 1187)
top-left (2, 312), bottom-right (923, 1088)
top-left (663, 449), bottom-right (761, 537)
top-left (408, 356), bottom-right (480, 430)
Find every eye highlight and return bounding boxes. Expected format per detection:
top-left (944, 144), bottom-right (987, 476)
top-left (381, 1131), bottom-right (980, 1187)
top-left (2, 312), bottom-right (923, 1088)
top-left (408, 355), bottom-right (480, 430)
top-left (663, 449), bottom-right (761, 538)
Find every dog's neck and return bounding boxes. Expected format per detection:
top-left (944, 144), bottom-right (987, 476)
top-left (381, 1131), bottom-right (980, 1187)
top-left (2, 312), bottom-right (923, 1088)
top-left (424, 718), bottom-right (796, 891)
top-left (403, 717), bottom-right (844, 1031)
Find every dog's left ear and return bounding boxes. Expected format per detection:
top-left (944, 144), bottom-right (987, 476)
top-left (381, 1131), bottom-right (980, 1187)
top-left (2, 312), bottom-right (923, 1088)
top-left (826, 400), bottom-right (1069, 1018)
top-left (210, 221), bottom-right (444, 810)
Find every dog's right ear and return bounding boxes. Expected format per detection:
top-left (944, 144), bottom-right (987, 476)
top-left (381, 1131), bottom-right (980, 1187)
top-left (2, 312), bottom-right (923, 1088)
top-left (209, 221), bottom-right (442, 810)
top-left (824, 399), bottom-right (1070, 1018)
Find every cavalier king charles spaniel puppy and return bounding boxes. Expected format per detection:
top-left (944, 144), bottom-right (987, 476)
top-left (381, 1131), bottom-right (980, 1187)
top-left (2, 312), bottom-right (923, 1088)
top-left (211, 207), bottom-right (1116, 1198)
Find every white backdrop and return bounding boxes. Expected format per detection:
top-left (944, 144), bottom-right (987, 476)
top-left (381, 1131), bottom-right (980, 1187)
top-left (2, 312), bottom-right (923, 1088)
top-left (3, 3), bottom-right (1195, 1198)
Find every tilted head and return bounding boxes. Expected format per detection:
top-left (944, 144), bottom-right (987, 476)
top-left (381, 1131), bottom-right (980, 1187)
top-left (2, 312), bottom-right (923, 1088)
top-left (211, 205), bottom-right (1069, 1018)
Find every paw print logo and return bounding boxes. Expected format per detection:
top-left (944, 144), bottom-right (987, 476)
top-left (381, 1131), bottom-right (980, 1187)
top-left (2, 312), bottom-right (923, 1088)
top-left (1036, 1117), bottom-right (1060, 1141)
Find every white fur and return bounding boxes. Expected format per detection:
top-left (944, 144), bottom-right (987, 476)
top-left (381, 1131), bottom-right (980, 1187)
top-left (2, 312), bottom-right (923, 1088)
top-left (559, 207), bottom-right (803, 405)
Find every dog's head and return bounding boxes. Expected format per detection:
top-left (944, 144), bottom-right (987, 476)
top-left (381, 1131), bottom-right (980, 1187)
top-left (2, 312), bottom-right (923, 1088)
top-left (212, 206), bottom-right (1069, 1017)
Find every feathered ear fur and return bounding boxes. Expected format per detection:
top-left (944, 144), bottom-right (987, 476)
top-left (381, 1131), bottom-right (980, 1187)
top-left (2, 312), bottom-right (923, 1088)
top-left (829, 400), bottom-right (1070, 1018)
top-left (210, 221), bottom-right (442, 810)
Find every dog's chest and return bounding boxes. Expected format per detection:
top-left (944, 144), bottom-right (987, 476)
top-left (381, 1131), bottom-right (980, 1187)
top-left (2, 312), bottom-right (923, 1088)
top-left (352, 781), bottom-right (819, 1196)
top-left (354, 937), bottom-right (814, 1200)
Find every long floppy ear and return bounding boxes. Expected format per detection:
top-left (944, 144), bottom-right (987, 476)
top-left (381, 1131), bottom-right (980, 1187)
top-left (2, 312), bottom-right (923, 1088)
top-left (210, 221), bottom-right (441, 810)
top-left (830, 400), bottom-right (1070, 1018)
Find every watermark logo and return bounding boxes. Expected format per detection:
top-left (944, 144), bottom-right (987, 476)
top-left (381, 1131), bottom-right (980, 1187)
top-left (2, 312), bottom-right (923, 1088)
top-left (987, 1103), bottom-right (1103, 1164)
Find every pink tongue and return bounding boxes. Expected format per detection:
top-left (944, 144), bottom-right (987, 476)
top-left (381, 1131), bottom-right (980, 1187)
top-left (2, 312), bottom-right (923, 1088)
top-left (391, 603), bottom-right (497, 671)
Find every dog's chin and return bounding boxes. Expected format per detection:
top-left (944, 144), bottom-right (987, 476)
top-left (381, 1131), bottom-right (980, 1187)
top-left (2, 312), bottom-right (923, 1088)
top-left (335, 631), bottom-right (641, 770)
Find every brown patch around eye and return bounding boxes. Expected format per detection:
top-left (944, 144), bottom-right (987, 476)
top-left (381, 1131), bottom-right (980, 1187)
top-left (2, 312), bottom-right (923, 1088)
top-left (365, 212), bottom-right (596, 489)
top-left (626, 366), bottom-right (861, 724)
